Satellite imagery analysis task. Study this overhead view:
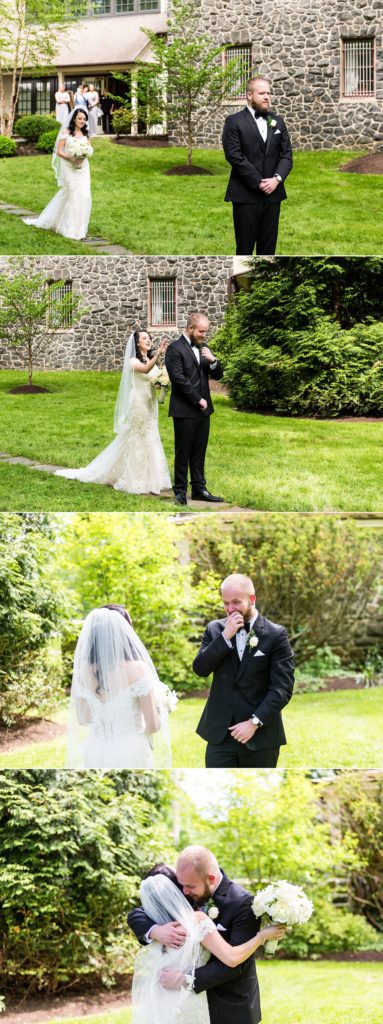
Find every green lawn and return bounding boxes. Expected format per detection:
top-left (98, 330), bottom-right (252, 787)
top-left (1, 370), bottom-right (382, 512)
top-left (17, 963), bottom-right (383, 1024)
top-left (0, 141), bottom-right (382, 254)
top-left (1, 689), bottom-right (382, 769)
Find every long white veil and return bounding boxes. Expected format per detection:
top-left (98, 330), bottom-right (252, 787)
top-left (52, 106), bottom-right (90, 185)
top-left (67, 608), bottom-right (172, 768)
top-left (132, 875), bottom-right (201, 1024)
top-left (114, 332), bottom-right (136, 433)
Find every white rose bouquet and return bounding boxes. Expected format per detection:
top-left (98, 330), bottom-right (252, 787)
top-left (160, 683), bottom-right (178, 713)
top-left (252, 881), bottom-right (313, 956)
top-left (155, 367), bottom-right (170, 404)
top-left (66, 137), bottom-right (93, 165)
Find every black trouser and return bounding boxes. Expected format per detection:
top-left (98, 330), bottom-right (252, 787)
top-left (232, 200), bottom-right (281, 256)
top-left (173, 414), bottom-right (210, 496)
top-left (205, 735), bottom-right (280, 768)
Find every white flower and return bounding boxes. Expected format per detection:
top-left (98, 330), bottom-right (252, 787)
top-left (208, 906), bottom-right (219, 920)
top-left (252, 881), bottom-right (313, 926)
top-left (156, 368), bottom-right (170, 387)
top-left (161, 685), bottom-right (178, 713)
top-left (249, 636), bottom-right (258, 648)
top-left (271, 118), bottom-right (277, 128)
top-left (66, 137), bottom-right (93, 160)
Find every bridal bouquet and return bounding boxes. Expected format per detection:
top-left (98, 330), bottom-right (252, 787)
top-left (160, 683), bottom-right (178, 713)
top-left (155, 368), bottom-right (170, 404)
top-left (252, 881), bottom-right (313, 956)
top-left (67, 137), bottom-right (93, 164)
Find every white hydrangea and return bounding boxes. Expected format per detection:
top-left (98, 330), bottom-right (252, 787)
top-left (252, 880), bottom-right (313, 926)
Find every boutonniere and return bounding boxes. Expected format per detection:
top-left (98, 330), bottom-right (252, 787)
top-left (267, 116), bottom-right (277, 129)
top-left (205, 897), bottom-right (219, 920)
top-left (246, 628), bottom-right (259, 650)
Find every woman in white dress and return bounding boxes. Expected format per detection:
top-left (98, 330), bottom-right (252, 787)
top-left (23, 107), bottom-right (93, 241)
top-left (132, 870), bottom-right (285, 1024)
top-left (87, 83), bottom-right (100, 137)
top-left (56, 330), bottom-right (172, 494)
top-left (55, 84), bottom-right (71, 125)
top-left (67, 607), bottom-right (175, 769)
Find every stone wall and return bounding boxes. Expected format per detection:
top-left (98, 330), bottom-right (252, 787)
top-left (0, 256), bottom-right (232, 372)
top-left (169, 0), bottom-right (383, 150)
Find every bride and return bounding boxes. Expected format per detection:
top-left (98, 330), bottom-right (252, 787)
top-left (132, 868), bottom-right (285, 1024)
top-left (56, 331), bottom-right (172, 494)
top-left (67, 606), bottom-right (175, 769)
top-left (23, 107), bottom-right (93, 241)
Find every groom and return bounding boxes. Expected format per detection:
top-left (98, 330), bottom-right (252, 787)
top-left (222, 76), bottom-right (293, 255)
top-left (128, 844), bottom-right (262, 1024)
top-left (165, 312), bottom-right (224, 506)
top-left (194, 573), bottom-right (295, 767)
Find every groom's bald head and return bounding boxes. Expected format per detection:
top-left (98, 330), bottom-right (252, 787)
top-left (221, 574), bottom-right (256, 621)
top-left (176, 846), bottom-right (220, 902)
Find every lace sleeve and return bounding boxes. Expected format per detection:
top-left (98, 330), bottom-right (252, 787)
top-left (147, 365), bottom-right (162, 382)
top-left (198, 918), bottom-right (217, 940)
top-left (129, 674), bottom-right (156, 698)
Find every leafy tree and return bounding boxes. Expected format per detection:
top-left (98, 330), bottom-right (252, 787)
top-left (185, 515), bottom-right (383, 668)
top-left (331, 772), bottom-right (383, 932)
top-left (216, 258), bottom-right (383, 416)
top-left (0, 514), bottom-right (65, 725)
top-left (0, 260), bottom-right (89, 387)
top-left (113, 0), bottom-right (242, 166)
top-left (0, 770), bottom-right (176, 995)
top-left (0, 0), bottom-right (87, 136)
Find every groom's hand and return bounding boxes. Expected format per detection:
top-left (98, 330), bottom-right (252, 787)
top-left (159, 969), bottom-right (186, 990)
top-left (199, 398), bottom-right (208, 410)
top-left (259, 177), bottom-right (279, 195)
top-left (229, 719), bottom-right (257, 743)
top-left (223, 611), bottom-right (245, 640)
top-left (149, 922), bottom-right (187, 947)
top-left (201, 346), bottom-right (216, 364)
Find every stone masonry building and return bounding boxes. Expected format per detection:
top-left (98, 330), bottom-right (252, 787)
top-left (172, 0), bottom-right (383, 150)
top-left (0, 256), bottom-right (236, 372)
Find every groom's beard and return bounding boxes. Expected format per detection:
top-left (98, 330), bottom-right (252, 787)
top-left (193, 883), bottom-right (215, 907)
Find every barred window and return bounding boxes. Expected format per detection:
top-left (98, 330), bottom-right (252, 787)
top-left (149, 279), bottom-right (176, 327)
top-left (46, 281), bottom-right (73, 329)
top-left (225, 45), bottom-right (253, 100)
top-left (342, 38), bottom-right (375, 98)
top-left (17, 83), bottom-right (32, 115)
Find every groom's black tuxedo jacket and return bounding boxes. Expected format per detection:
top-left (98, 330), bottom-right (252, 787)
top-left (165, 335), bottom-right (224, 419)
top-left (194, 613), bottom-right (294, 751)
top-left (128, 870), bottom-right (262, 1024)
top-left (223, 107), bottom-right (293, 205)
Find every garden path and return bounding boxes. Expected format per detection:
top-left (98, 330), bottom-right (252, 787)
top-left (0, 201), bottom-right (131, 254)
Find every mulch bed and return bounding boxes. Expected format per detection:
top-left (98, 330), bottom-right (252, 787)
top-left (340, 151), bottom-right (383, 174)
top-left (15, 142), bottom-right (44, 157)
top-left (0, 717), bottom-right (66, 752)
top-left (165, 165), bottom-right (212, 175)
top-left (113, 135), bottom-right (169, 148)
top-left (9, 385), bottom-right (51, 394)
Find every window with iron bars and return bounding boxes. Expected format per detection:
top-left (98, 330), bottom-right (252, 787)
top-left (341, 38), bottom-right (375, 98)
top-left (149, 278), bottom-right (177, 327)
top-left (225, 45), bottom-right (253, 100)
top-left (46, 281), bottom-right (73, 329)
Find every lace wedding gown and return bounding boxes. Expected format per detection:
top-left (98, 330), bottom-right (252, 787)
top-left (134, 918), bottom-right (214, 1024)
top-left (80, 675), bottom-right (156, 769)
top-left (180, 918), bottom-right (214, 1024)
top-left (23, 129), bottom-right (92, 240)
top-left (56, 366), bottom-right (171, 493)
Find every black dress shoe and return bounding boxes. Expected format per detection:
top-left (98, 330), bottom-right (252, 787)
top-left (174, 493), bottom-right (187, 505)
top-left (191, 489), bottom-right (225, 503)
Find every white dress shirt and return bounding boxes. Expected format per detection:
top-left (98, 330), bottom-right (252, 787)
top-left (247, 103), bottom-right (268, 142)
top-left (223, 609), bottom-right (259, 659)
top-left (182, 331), bottom-right (217, 369)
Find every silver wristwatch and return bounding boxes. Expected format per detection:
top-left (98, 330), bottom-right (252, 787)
top-left (274, 174), bottom-right (282, 182)
top-left (251, 715), bottom-right (263, 727)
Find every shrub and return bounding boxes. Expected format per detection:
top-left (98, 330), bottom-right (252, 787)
top-left (13, 114), bottom-right (59, 142)
top-left (111, 107), bottom-right (133, 135)
top-left (36, 128), bottom-right (59, 153)
top-left (0, 136), bottom-right (17, 158)
top-left (281, 897), bottom-right (383, 958)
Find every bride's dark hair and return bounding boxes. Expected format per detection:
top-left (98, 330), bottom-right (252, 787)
top-left (134, 329), bottom-right (153, 362)
top-left (102, 603), bottom-right (132, 625)
top-left (68, 109), bottom-right (89, 137)
top-left (143, 863), bottom-right (183, 892)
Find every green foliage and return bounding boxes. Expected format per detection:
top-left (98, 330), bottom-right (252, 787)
top-left (282, 898), bottom-right (383, 958)
top-left (0, 514), bottom-right (64, 725)
top-left (13, 114), bottom-right (58, 142)
top-left (333, 773), bottom-right (383, 932)
top-left (0, 770), bottom-right (176, 995)
top-left (36, 128), bottom-right (59, 153)
top-left (216, 258), bottom-right (383, 416)
top-left (0, 136), bottom-right (16, 157)
top-left (295, 647), bottom-right (344, 694)
top-left (110, 108), bottom-right (133, 136)
top-left (0, 260), bottom-right (89, 385)
top-left (186, 515), bottom-right (383, 667)
top-left (58, 514), bottom-right (212, 692)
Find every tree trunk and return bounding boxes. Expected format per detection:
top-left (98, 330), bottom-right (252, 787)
top-left (28, 342), bottom-right (33, 386)
top-left (332, 277), bottom-right (343, 326)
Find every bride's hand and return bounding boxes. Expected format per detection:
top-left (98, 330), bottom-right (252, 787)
top-left (260, 924), bottom-right (287, 943)
top-left (159, 337), bottom-right (169, 353)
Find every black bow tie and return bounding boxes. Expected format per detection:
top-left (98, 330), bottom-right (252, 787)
top-left (191, 342), bottom-right (200, 349)
top-left (239, 621), bottom-right (251, 633)
top-left (254, 111), bottom-right (268, 120)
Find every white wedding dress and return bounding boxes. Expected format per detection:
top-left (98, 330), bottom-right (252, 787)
top-left (81, 675), bottom-right (156, 770)
top-left (23, 128), bottom-right (92, 240)
top-left (56, 365), bottom-right (171, 493)
top-left (133, 918), bottom-right (214, 1024)
top-left (179, 919), bottom-right (213, 1024)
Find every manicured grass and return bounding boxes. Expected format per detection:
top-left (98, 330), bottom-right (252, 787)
top-left (0, 141), bottom-right (382, 254)
top-left (0, 212), bottom-right (97, 255)
top-left (1, 689), bottom-right (382, 769)
top-left (18, 963), bottom-right (383, 1024)
top-left (1, 370), bottom-right (382, 511)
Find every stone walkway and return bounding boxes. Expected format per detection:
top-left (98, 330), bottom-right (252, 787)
top-left (0, 201), bottom-right (131, 255)
top-left (0, 451), bottom-right (243, 511)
